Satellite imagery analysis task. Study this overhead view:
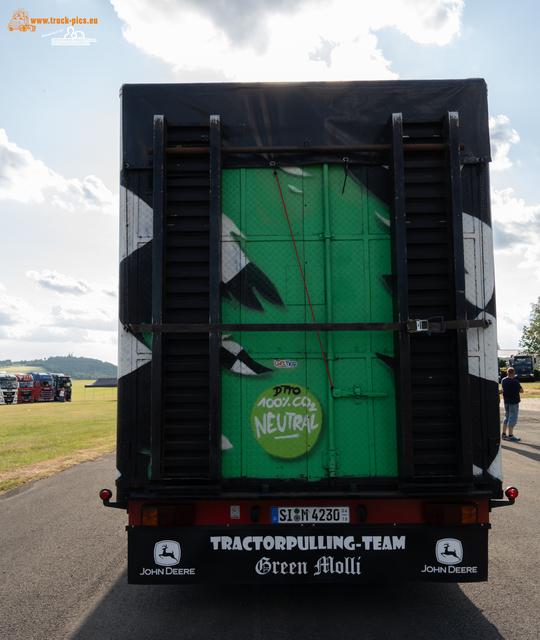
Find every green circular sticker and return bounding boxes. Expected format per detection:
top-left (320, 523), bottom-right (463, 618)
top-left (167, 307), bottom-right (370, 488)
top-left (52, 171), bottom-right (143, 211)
top-left (250, 385), bottom-right (323, 459)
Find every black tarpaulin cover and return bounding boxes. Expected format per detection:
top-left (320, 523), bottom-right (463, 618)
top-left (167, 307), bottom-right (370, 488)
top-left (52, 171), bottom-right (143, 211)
top-left (85, 378), bottom-right (117, 388)
top-left (121, 79), bottom-right (490, 169)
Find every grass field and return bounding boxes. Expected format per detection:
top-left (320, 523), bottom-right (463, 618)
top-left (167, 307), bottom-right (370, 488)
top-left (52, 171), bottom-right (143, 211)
top-left (0, 380), bottom-right (116, 493)
top-left (1, 365), bottom-right (48, 373)
top-left (1, 375), bottom-right (538, 495)
top-left (519, 380), bottom-right (540, 397)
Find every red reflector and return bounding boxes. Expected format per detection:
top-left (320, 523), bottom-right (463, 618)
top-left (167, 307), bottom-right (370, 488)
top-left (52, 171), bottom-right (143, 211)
top-left (141, 505), bottom-right (194, 527)
top-left (443, 505), bottom-right (462, 526)
top-left (506, 487), bottom-right (519, 500)
top-left (100, 489), bottom-right (113, 501)
top-left (425, 505), bottom-right (444, 525)
top-left (425, 504), bottom-right (478, 525)
top-left (141, 506), bottom-right (158, 526)
top-left (175, 506), bottom-right (193, 526)
top-left (461, 505), bottom-right (478, 525)
top-left (158, 506), bottom-right (175, 527)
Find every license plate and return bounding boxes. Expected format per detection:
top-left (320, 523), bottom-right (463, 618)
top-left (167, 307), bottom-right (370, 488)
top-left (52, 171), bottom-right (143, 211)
top-left (271, 506), bottom-right (349, 524)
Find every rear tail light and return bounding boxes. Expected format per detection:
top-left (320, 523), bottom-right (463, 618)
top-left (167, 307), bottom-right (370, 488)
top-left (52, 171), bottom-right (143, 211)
top-left (425, 504), bottom-right (478, 526)
top-left (141, 505), bottom-right (194, 527)
top-left (141, 506), bottom-right (159, 526)
top-left (506, 487), bottom-right (519, 500)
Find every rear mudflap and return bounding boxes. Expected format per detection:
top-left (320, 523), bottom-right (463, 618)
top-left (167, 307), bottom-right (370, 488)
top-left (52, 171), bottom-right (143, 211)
top-left (127, 524), bottom-right (489, 584)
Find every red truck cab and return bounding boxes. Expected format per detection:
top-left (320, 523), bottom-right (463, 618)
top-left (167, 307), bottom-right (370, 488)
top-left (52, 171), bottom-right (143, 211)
top-left (14, 373), bottom-right (38, 403)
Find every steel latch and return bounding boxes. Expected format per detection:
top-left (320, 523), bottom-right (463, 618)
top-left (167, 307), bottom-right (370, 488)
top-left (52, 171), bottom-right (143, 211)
top-left (406, 316), bottom-right (445, 333)
top-left (333, 386), bottom-right (387, 405)
top-left (411, 319), bottom-right (429, 332)
top-left (333, 386), bottom-right (387, 402)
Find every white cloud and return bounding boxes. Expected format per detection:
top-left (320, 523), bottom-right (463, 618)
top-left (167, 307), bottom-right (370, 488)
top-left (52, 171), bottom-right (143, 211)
top-left (492, 188), bottom-right (540, 244)
top-left (21, 326), bottom-right (89, 344)
top-left (0, 287), bottom-right (118, 365)
top-left (51, 305), bottom-right (117, 331)
top-left (0, 292), bottom-right (38, 327)
top-left (492, 187), bottom-right (540, 347)
top-left (27, 270), bottom-right (92, 296)
top-left (0, 129), bottom-right (116, 215)
top-left (496, 305), bottom-right (530, 349)
top-left (375, 0), bottom-right (463, 45)
top-left (0, 290), bottom-right (117, 335)
top-left (489, 116), bottom-right (520, 171)
top-left (112, 0), bottom-right (463, 81)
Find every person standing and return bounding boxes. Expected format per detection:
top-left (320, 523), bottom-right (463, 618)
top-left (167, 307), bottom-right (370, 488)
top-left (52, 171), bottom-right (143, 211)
top-left (59, 388), bottom-right (65, 403)
top-left (500, 367), bottom-right (523, 442)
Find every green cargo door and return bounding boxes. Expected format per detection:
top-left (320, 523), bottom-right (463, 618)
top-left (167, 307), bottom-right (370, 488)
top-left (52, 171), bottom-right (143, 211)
top-left (221, 164), bottom-right (397, 481)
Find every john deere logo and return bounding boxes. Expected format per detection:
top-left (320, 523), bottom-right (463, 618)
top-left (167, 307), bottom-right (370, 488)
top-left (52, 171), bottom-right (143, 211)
top-left (154, 541), bottom-right (181, 567)
top-left (436, 539), bottom-right (463, 565)
top-left (250, 384), bottom-right (322, 458)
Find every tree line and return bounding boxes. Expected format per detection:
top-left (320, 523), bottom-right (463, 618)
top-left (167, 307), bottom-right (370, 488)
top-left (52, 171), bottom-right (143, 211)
top-left (519, 297), bottom-right (540, 354)
top-left (0, 356), bottom-right (117, 380)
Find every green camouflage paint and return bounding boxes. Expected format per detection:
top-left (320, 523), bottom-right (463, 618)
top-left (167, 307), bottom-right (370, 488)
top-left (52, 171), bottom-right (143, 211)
top-left (221, 164), bottom-right (398, 480)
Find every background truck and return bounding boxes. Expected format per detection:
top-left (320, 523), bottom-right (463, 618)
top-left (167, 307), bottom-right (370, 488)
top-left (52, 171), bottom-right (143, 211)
top-left (508, 354), bottom-right (536, 382)
top-left (102, 80), bottom-right (516, 585)
top-left (14, 373), bottom-right (37, 403)
top-left (30, 372), bottom-right (54, 402)
top-left (0, 371), bottom-right (19, 405)
top-left (51, 373), bottom-right (72, 401)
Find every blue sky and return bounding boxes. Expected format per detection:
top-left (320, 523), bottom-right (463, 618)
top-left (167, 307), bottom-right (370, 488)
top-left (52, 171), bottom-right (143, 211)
top-left (0, 0), bottom-right (538, 365)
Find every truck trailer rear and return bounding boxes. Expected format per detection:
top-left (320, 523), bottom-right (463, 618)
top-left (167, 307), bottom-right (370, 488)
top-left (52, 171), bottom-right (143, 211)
top-left (102, 80), bottom-right (517, 584)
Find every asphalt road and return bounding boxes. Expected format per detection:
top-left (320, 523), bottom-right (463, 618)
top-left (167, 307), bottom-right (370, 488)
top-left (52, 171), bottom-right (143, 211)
top-left (1, 402), bottom-right (539, 640)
